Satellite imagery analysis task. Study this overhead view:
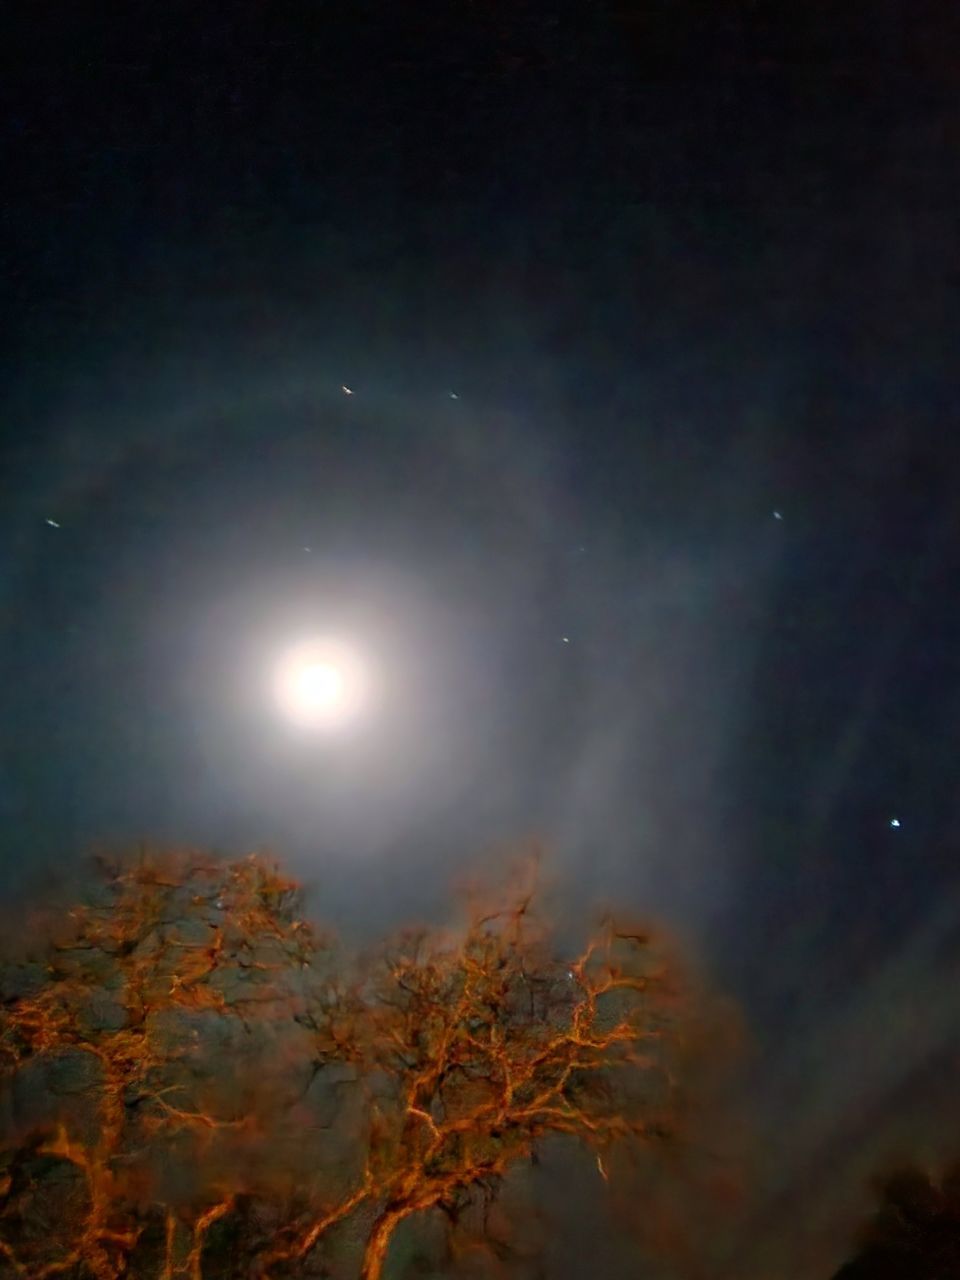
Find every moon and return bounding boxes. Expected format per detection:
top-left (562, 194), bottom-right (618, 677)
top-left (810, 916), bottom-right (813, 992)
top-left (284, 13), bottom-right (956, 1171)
top-left (273, 638), bottom-right (371, 730)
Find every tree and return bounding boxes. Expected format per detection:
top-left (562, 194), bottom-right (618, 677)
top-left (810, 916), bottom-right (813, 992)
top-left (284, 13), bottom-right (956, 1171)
top-left (0, 849), bottom-right (319, 1278)
top-left (0, 850), bottom-right (698, 1279)
top-left (832, 1162), bottom-right (960, 1279)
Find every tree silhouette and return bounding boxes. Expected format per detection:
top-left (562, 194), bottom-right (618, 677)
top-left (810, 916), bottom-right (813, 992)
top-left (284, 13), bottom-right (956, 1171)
top-left (0, 850), bottom-right (696, 1279)
top-left (833, 1162), bottom-right (960, 1279)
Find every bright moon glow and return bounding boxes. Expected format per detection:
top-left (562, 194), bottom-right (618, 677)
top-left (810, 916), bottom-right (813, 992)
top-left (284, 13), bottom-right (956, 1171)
top-left (273, 639), bottom-right (370, 730)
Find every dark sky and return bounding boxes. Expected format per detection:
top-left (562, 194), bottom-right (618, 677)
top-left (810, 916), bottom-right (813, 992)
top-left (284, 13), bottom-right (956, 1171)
top-left (3, 2), bottom-right (960, 1275)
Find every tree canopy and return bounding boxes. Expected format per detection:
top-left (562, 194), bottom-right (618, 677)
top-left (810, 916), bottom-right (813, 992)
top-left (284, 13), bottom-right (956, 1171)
top-left (833, 1162), bottom-right (960, 1280)
top-left (0, 850), bottom-right (695, 1279)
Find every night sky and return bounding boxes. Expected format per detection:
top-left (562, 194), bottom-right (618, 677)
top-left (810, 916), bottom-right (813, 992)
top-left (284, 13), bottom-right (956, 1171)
top-left (3, 3), bottom-right (960, 1275)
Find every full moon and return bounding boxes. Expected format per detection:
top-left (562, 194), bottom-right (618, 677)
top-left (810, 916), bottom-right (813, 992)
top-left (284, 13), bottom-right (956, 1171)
top-left (273, 638), bottom-right (371, 730)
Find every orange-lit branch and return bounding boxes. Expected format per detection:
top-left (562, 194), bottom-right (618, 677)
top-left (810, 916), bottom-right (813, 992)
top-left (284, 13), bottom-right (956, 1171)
top-left (281, 873), bottom-right (685, 1280)
top-left (0, 851), bottom-right (323, 1278)
top-left (0, 851), bottom-right (690, 1279)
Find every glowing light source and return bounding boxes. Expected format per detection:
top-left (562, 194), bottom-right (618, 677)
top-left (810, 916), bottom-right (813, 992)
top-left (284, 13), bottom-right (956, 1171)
top-left (273, 639), bottom-right (370, 730)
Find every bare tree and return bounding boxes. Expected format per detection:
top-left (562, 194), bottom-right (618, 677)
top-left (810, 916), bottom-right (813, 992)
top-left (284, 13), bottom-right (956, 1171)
top-left (0, 850), bottom-right (320, 1278)
top-left (270, 863), bottom-right (689, 1280)
top-left (0, 851), bottom-right (697, 1280)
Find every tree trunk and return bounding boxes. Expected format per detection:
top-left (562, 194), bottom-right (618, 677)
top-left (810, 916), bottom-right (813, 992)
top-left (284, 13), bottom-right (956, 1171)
top-left (359, 1203), bottom-right (412, 1280)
